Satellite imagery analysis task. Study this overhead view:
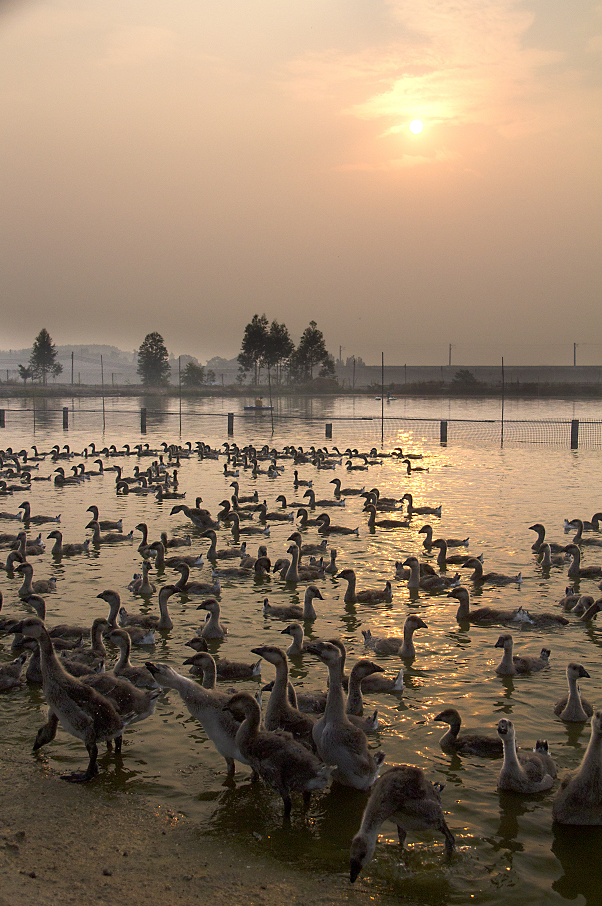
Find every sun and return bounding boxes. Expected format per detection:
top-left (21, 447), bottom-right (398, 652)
top-left (409, 120), bottom-right (424, 134)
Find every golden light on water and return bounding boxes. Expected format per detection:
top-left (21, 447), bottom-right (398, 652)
top-left (409, 120), bottom-right (424, 134)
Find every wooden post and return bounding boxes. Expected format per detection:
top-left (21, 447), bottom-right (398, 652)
top-left (440, 420), bottom-right (448, 444)
top-left (571, 419), bottom-right (579, 449)
top-left (141, 408), bottom-right (147, 433)
top-left (325, 423), bottom-right (332, 439)
top-left (62, 407), bottom-right (69, 429)
top-left (0, 409), bottom-right (5, 428)
top-left (227, 412), bottom-right (234, 435)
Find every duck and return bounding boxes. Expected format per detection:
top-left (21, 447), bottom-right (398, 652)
top-left (554, 663), bottom-right (593, 722)
top-left (349, 765), bottom-right (455, 883)
top-left (9, 617), bottom-right (132, 782)
top-left (401, 493), bottom-right (441, 517)
top-left (434, 708), bottom-right (503, 756)
top-left (462, 557), bottom-right (522, 585)
top-left (106, 629), bottom-right (159, 688)
top-left (316, 513), bottom-right (359, 536)
top-left (145, 661), bottom-right (248, 778)
top-left (528, 523), bottom-right (565, 553)
top-left (222, 692), bottom-right (331, 815)
top-left (97, 590), bottom-right (156, 646)
top-left (306, 640), bottom-right (385, 790)
top-left (364, 504), bottom-right (410, 530)
top-left (419, 524), bottom-right (469, 552)
top-left (553, 710), bottom-right (602, 824)
top-left (336, 568), bottom-right (393, 605)
top-left (173, 562), bottom-right (221, 596)
top-left (252, 645), bottom-right (316, 749)
top-left (15, 562), bottom-right (57, 597)
top-left (565, 544), bottom-right (602, 579)
top-left (47, 530), bottom-right (90, 557)
top-left (85, 519), bottom-right (132, 545)
top-left (262, 585), bottom-right (323, 621)
top-left (196, 597), bottom-right (227, 639)
top-left (0, 652), bottom-right (28, 691)
top-left (118, 585), bottom-right (177, 631)
top-left (494, 634), bottom-right (551, 675)
top-left (183, 642), bottom-right (261, 682)
top-left (201, 529), bottom-right (246, 560)
top-left (497, 719), bottom-right (557, 793)
top-left (18, 501), bottom-right (60, 525)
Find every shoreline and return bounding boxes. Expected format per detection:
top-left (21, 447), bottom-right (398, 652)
top-left (0, 746), bottom-right (399, 906)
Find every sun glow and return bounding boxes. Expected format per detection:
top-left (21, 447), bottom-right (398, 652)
top-left (409, 120), bottom-right (424, 134)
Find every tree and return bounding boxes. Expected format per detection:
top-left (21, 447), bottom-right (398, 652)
top-left (18, 364), bottom-right (34, 386)
top-left (263, 320), bottom-right (294, 383)
top-left (290, 320), bottom-right (330, 383)
top-left (181, 361), bottom-right (206, 388)
top-left (137, 332), bottom-right (170, 386)
top-left (237, 314), bottom-right (269, 384)
top-left (29, 329), bottom-right (63, 385)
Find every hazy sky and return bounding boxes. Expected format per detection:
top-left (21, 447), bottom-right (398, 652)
top-left (0, 0), bottom-right (600, 366)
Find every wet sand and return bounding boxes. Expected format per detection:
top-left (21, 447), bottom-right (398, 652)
top-left (0, 747), bottom-right (399, 906)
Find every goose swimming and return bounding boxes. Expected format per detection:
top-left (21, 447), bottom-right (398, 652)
top-left (494, 634), bottom-right (551, 676)
top-left (497, 719), bottom-right (556, 793)
top-left (336, 568), bottom-right (393, 605)
top-left (434, 708), bottom-right (502, 756)
top-left (262, 585), bottom-right (323, 621)
top-left (554, 663), bottom-right (592, 722)
top-left (553, 710), bottom-right (602, 824)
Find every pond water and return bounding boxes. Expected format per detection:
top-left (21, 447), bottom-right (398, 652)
top-left (1, 395), bottom-right (602, 905)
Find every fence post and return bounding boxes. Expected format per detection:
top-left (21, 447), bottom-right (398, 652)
top-left (440, 420), bottom-right (448, 444)
top-left (325, 423), bottom-right (332, 439)
top-left (0, 409), bottom-right (4, 428)
top-left (227, 412), bottom-right (234, 436)
top-left (571, 419), bottom-right (579, 450)
top-left (140, 408), bottom-right (147, 433)
top-left (62, 407), bottom-right (69, 429)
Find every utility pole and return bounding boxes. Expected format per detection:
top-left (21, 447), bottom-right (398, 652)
top-left (574, 343), bottom-right (577, 366)
top-left (71, 351), bottom-right (74, 384)
top-left (449, 344), bottom-right (453, 367)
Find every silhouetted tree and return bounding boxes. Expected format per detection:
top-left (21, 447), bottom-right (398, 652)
top-left (18, 364), bottom-right (34, 387)
top-left (137, 332), bottom-right (170, 386)
top-left (29, 329), bottom-right (63, 385)
top-left (181, 361), bottom-right (206, 388)
top-left (264, 320), bottom-right (294, 384)
top-left (289, 320), bottom-right (331, 383)
top-left (238, 314), bottom-right (269, 384)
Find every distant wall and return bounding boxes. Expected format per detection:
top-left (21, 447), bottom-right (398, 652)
top-left (334, 363), bottom-right (602, 389)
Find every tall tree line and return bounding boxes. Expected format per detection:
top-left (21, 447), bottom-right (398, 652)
top-left (237, 316), bottom-right (335, 385)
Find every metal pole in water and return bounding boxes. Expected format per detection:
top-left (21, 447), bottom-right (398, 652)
top-left (501, 357), bottom-right (505, 447)
top-left (268, 368), bottom-right (274, 436)
top-left (0, 409), bottom-right (5, 429)
top-left (100, 355), bottom-right (106, 432)
top-left (381, 352), bottom-right (384, 448)
top-left (178, 356), bottom-right (182, 436)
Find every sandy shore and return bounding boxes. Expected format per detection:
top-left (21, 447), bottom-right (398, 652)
top-left (0, 746), bottom-right (400, 906)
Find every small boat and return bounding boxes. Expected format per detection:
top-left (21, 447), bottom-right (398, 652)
top-left (243, 398), bottom-right (273, 411)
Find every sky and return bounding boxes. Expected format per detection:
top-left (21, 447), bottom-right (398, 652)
top-left (0, 0), bottom-right (600, 367)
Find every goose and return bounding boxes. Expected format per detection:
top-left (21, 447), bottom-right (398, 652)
top-left (579, 598), bottom-right (602, 621)
top-left (226, 512), bottom-right (270, 537)
top-left (336, 568), bottom-right (392, 605)
top-left (47, 530), bottom-right (89, 557)
top-left (106, 629), bottom-right (159, 688)
top-left (307, 640), bottom-right (385, 790)
top-left (0, 551), bottom-right (25, 573)
top-left (170, 502), bottom-right (219, 530)
top-left (144, 661), bottom-right (248, 778)
top-left (196, 597), bottom-right (227, 639)
top-left (173, 562), bottom-right (221, 596)
top-left (222, 692), bottom-right (331, 815)
top-left (98, 590), bottom-right (156, 646)
top-left (557, 587), bottom-right (581, 611)
top-left (201, 530), bottom-right (247, 560)
top-left (401, 493), bottom-right (441, 517)
top-left (155, 485), bottom-right (185, 502)
top-left (15, 562), bottom-right (56, 597)
top-left (434, 708), bottom-right (503, 756)
top-left (553, 710), bottom-right (602, 824)
top-left (329, 478), bottom-right (364, 497)
top-left (537, 542), bottom-right (568, 567)
top-left (302, 489), bottom-right (345, 509)
top-left (53, 467), bottom-right (81, 486)
top-left (554, 663), bottom-right (593, 722)
top-left (431, 539), bottom-right (477, 567)
top-left (349, 765), bottom-right (454, 882)
top-left (316, 513), bottom-right (359, 536)
top-left (282, 544), bottom-right (324, 583)
top-left (85, 520), bottom-right (132, 545)
top-left (12, 531), bottom-right (45, 557)
top-left (59, 617), bottom-right (107, 668)
top-left (497, 719), bottom-right (556, 793)
top-left (448, 586), bottom-right (521, 624)
top-left (82, 671), bottom-right (161, 728)
top-left (183, 643), bottom-right (261, 682)
top-left (239, 545), bottom-right (269, 569)
top-left (345, 659), bottom-right (384, 725)
top-left (279, 623), bottom-right (310, 657)
top-left (568, 519), bottom-right (602, 547)
top-left (251, 645), bottom-right (316, 749)
top-left (565, 544), bottom-right (602, 579)
top-left (494, 634), bottom-right (551, 675)
top-left (18, 501), bottom-right (60, 525)
top-left (229, 481), bottom-right (259, 504)
top-left (396, 614), bottom-right (428, 661)
top-left (118, 585), bottom-right (177, 631)
top-left (361, 628), bottom-right (403, 656)
top-left (286, 528), bottom-right (328, 555)
top-left (0, 590), bottom-right (26, 632)
top-left (255, 502), bottom-right (295, 522)
top-left (128, 560), bottom-right (156, 596)
top-left (364, 504), bottom-right (410, 530)
top-left (528, 523), bottom-right (565, 553)
top-left (565, 593), bottom-right (595, 615)
top-left (295, 508), bottom-right (325, 528)
top-left (564, 512), bottom-right (602, 533)
top-left (149, 541), bottom-right (204, 570)
top-left (462, 557), bottom-right (522, 585)
top-left (9, 617), bottom-right (132, 782)
top-left (262, 586), bottom-right (323, 621)
top-left (0, 652), bottom-right (28, 691)
top-left (345, 459), bottom-right (368, 472)
top-left (293, 470), bottom-right (312, 487)
top-left (328, 638), bottom-right (404, 694)
top-left (401, 556), bottom-right (459, 592)
top-left (210, 557), bottom-right (270, 581)
top-left (160, 531), bottom-right (192, 549)
top-left (419, 524), bottom-right (468, 552)
top-left (401, 458), bottom-right (429, 474)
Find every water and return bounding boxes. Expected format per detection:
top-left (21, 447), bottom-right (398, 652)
top-left (1, 395), bottom-right (602, 904)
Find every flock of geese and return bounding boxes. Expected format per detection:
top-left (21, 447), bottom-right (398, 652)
top-left (1, 438), bottom-right (602, 886)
